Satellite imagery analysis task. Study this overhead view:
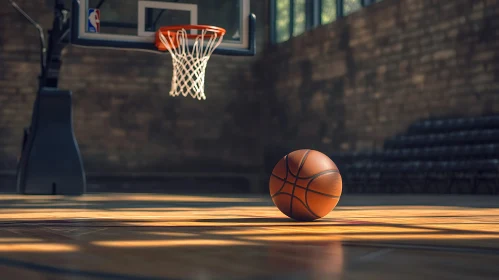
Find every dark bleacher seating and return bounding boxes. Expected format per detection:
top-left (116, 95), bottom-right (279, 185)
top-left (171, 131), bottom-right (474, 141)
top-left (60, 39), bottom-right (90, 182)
top-left (339, 115), bottom-right (499, 195)
top-left (407, 116), bottom-right (499, 135)
top-left (382, 144), bottom-right (499, 161)
top-left (384, 130), bottom-right (499, 149)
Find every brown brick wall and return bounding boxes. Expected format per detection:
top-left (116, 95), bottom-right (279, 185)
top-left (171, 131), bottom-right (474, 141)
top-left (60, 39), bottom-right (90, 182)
top-left (0, 0), bottom-right (269, 179)
top-left (257, 0), bottom-right (499, 153)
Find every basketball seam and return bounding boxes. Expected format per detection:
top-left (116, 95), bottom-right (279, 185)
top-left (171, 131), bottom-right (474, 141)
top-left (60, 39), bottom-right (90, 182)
top-left (272, 193), bottom-right (325, 220)
top-left (305, 171), bottom-right (342, 218)
top-left (270, 173), bottom-right (341, 198)
top-left (274, 155), bottom-right (290, 195)
top-left (272, 168), bottom-right (339, 180)
top-left (289, 150), bottom-right (311, 217)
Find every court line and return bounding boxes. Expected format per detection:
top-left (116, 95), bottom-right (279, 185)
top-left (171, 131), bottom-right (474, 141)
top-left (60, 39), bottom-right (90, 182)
top-left (357, 248), bottom-right (394, 262)
top-left (342, 241), bottom-right (499, 256)
top-left (0, 256), bottom-right (173, 280)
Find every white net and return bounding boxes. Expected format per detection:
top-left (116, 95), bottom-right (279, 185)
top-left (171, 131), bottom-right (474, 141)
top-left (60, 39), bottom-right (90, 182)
top-left (158, 29), bottom-right (224, 100)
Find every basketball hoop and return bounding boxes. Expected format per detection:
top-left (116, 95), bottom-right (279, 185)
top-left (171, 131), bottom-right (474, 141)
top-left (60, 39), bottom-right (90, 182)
top-left (155, 25), bottom-right (226, 100)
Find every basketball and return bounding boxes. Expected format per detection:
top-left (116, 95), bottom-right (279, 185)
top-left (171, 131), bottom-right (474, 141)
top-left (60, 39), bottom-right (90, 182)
top-left (269, 149), bottom-right (342, 221)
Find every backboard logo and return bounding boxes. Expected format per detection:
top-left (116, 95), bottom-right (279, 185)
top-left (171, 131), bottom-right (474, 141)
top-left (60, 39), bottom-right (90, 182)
top-left (88, 8), bottom-right (100, 33)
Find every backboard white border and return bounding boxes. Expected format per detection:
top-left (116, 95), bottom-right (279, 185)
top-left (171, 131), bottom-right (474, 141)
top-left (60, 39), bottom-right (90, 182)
top-left (75, 0), bottom-right (250, 50)
top-left (137, 1), bottom-right (198, 37)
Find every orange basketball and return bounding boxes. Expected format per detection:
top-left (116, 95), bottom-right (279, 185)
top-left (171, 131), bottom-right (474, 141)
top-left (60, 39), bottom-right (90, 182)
top-left (269, 149), bottom-right (342, 221)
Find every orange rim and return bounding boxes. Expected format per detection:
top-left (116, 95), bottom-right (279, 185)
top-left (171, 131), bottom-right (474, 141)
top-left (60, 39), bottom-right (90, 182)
top-left (155, 25), bottom-right (226, 51)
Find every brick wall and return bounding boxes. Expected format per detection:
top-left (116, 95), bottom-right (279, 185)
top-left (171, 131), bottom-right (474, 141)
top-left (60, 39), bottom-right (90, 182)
top-left (257, 0), bottom-right (499, 154)
top-left (0, 0), bottom-right (269, 188)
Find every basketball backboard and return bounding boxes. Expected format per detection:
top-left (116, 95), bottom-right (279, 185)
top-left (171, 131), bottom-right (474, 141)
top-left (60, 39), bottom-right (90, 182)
top-left (70, 0), bottom-right (255, 56)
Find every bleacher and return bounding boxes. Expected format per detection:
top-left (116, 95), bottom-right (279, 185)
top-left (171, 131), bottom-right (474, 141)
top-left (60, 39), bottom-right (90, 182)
top-left (336, 116), bottom-right (499, 194)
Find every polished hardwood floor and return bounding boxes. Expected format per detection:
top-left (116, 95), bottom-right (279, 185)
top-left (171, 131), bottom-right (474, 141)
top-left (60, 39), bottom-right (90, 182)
top-left (0, 194), bottom-right (498, 279)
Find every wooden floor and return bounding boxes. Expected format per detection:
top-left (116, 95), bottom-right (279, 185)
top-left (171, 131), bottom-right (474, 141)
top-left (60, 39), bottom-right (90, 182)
top-left (0, 193), bottom-right (498, 280)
